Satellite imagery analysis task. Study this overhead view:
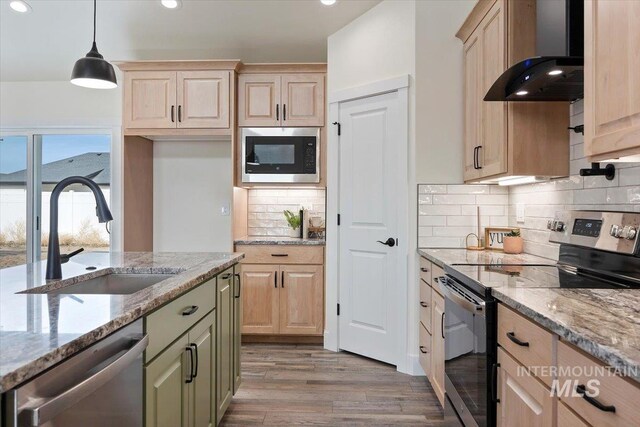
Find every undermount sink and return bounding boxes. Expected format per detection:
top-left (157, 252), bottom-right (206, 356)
top-left (44, 273), bottom-right (175, 295)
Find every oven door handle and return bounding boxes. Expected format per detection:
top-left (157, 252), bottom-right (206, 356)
top-left (437, 277), bottom-right (485, 315)
top-left (19, 334), bottom-right (149, 427)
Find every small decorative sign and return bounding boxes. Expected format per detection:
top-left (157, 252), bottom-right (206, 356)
top-left (484, 227), bottom-right (518, 251)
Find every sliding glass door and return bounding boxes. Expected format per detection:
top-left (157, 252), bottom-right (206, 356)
top-left (0, 132), bottom-right (111, 269)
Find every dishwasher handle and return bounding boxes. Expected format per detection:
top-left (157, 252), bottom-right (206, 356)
top-left (21, 334), bottom-right (149, 427)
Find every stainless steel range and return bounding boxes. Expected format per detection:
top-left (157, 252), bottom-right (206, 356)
top-left (441, 210), bottom-right (640, 427)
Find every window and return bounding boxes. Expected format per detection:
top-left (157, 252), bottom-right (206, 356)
top-left (0, 133), bottom-right (111, 269)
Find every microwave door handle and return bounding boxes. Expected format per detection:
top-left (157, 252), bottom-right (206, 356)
top-left (20, 335), bottom-right (149, 426)
top-left (438, 279), bottom-right (485, 315)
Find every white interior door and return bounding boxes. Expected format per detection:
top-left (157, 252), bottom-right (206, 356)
top-left (338, 91), bottom-right (402, 365)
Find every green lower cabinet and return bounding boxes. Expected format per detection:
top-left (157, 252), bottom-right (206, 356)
top-left (216, 269), bottom-right (234, 424)
top-left (233, 266), bottom-right (242, 394)
top-left (145, 310), bottom-right (217, 427)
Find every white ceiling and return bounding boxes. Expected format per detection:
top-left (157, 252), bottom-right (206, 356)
top-left (0, 0), bottom-right (379, 81)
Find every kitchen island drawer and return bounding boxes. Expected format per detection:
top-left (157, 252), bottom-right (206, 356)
top-left (419, 257), bottom-right (432, 284)
top-left (236, 245), bottom-right (324, 265)
top-left (145, 277), bottom-right (216, 361)
top-left (498, 304), bottom-right (553, 385)
top-left (558, 340), bottom-right (640, 427)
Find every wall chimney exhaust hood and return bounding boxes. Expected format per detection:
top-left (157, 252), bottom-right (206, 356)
top-left (484, 0), bottom-right (584, 102)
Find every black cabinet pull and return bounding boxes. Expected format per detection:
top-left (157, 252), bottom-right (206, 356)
top-left (281, 271), bottom-right (285, 288)
top-left (181, 305), bottom-right (199, 316)
top-left (283, 104), bottom-right (286, 121)
top-left (234, 273), bottom-right (241, 298)
top-left (441, 312), bottom-right (445, 339)
top-left (276, 104), bottom-right (279, 121)
top-left (506, 331), bottom-right (530, 347)
top-left (185, 346), bottom-right (194, 383)
top-left (420, 301), bottom-right (428, 308)
top-left (171, 105), bottom-right (175, 123)
top-left (473, 146), bottom-right (478, 169)
top-left (274, 271), bottom-right (278, 288)
top-left (190, 343), bottom-right (198, 378)
top-left (271, 254), bottom-right (289, 257)
top-left (419, 346), bottom-right (428, 354)
top-left (420, 267), bottom-right (429, 273)
top-left (178, 105), bottom-right (182, 122)
top-left (576, 384), bottom-right (616, 412)
top-left (491, 363), bottom-right (500, 403)
top-left (476, 146), bottom-right (483, 169)
top-left (221, 273), bottom-right (232, 280)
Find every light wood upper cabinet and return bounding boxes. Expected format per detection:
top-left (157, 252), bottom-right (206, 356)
top-left (238, 73), bottom-right (325, 127)
top-left (177, 71), bottom-right (230, 129)
top-left (496, 348), bottom-right (554, 427)
top-left (123, 69), bottom-right (231, 131)
top-left (279, 265), bottom-right (324, 335)
top-left (281, 74), bottom-right (325, 127)
top-left (584, 0), bottom-right (640, 161)
top-left (125, 71), bottom-right (177, 129)
top-left (237, 74), bottom-right (281, 127)
top-left (240, 264), bottom-right (280, 334)
top-left (458, 0), bottom-right (569, 183)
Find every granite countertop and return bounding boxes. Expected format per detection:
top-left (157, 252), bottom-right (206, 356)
top-left (420, 248), bottom-right (640, 383)
top-left (235, 236), bottom-right (325, 246)
top-left (0, 251), bottom-right (244, 392)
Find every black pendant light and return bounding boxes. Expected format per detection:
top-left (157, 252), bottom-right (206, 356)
top-left (70, 0), bottom-right (117, 89)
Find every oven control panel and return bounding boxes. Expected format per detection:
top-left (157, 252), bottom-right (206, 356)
top-left (549, 210), bottom-right (640, 255)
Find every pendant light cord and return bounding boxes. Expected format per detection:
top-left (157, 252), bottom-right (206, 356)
top-left (93, 0), bottom-right (97, 43)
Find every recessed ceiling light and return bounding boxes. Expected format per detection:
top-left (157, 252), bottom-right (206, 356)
top-left (161, 0), bottom-right (181, 9)
top-left (547, 69), bottom-right (563, 76)
top-left (321, 0), bottom-right (337, 5)
top-left (9, 0), bottom-right (32, 13)
top-left (515, 90), bottom-right (529, 96)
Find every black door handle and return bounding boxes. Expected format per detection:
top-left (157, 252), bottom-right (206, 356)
top-left (576, 384), bottom-right (616, 412)
top-left (419, 346), bottom-right (428, 354)
top-left (506, 331), bottom-right (530, 347)
top-left (377, 238), bottom-right (396, 247)
top-left (190, 343), bottom-right (198, 379)
top-left (473, 146), bottom-right (478, 169)
top-left (185, 346), bottom-right (194, 383)
top-left (234, 273), bottom-right (241, 298)
top-left (276, 104), bottom-right (279, 121)
top-left (441, 312), bottom-right (445, 339)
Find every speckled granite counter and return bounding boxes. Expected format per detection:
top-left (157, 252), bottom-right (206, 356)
top-left (419, 248), bottom-right (640, 382)
top-left (235, 236), bottom-right (325, 246)
top-left (0, 251), bottom-right (243, 392)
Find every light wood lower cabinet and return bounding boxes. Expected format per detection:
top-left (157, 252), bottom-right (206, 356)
top-left (237, 245), bottom-right (324, 337)
top-left (496, 347), bottom-right (554, 427)
top-left (558, 401), bottom-right (590, 427)
top-left (430, 289), bottom-right (445, 406)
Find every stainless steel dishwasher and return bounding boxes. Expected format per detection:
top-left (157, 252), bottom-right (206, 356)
top-left (4, 319), bottom-right (148, 427)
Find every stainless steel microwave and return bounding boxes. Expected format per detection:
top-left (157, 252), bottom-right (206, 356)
top-left (241, 128), bottom-right (320, 184)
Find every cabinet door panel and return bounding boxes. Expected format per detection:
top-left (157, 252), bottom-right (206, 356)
top-left (281, 74), bottom-right (325, 127)
top-left (177, 71), bottom-right (230, 129)
top-left (125, 71), bottom-right (176, 129)
top-left (463, 33), bottom-right (482, 181)
top-left (216, 270), bottom-right (234, 423)
top-left (585, 0), bottom-right (640, 159)
top-left (240, 264), bottom-right (279, 334)
top-left (479, 1), bottom-right (507, 178)
top-left (430, 291), bottom-right (445, 406)
top-left (496, 348), bottom-right (553, 427)
top-left (145, 335), bottom-right (189, 427)
top-left (233, 269), bottom-right (241, 394)
top-left (189, 311), bottom-right (215, 427)
top-left (279, 265), bottom-right (324, 335)
top-left (238, 74), bottom-right (280, 126)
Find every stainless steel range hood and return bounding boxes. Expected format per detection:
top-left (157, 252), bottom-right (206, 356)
top-left (484, 0), bottom-right (584, 102)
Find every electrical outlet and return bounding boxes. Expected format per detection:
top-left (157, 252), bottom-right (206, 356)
top-left (516, 203), bottom-right (525, 223)
top-left (220, 204), bottom-right (230, 216)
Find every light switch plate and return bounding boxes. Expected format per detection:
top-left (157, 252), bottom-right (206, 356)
top-left (516, 203), bottom-right (525, 223)
top-left (221, 203), bottom-right (230, 216)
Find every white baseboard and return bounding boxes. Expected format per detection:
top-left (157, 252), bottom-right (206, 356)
top-left (404, 354), bottom-right (427, 376)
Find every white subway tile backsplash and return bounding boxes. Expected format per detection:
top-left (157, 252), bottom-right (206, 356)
top-left (419, 185), bottom-right (447, 194)
top-left (432, 194), bottom-right (477, 205)
top-left (446, 185), bottom-right (491, 194)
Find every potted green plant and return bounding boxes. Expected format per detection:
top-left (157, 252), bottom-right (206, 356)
top-left (284, 210), bottom-right (301, 238)
top-left (503, 229), bottom-right (523, 254)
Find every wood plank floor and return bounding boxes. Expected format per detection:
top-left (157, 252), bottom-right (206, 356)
top-left (220, 344), bottom-right (444, 426)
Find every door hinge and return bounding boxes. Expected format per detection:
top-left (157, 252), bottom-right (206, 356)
top-left (337, 303), bottom-right (340, 316)
top-left (332, 121), bottom-right (341, 136)
top-left (337, 214), bottom-right (341, 226)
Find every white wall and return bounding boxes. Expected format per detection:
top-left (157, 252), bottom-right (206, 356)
top-left (153, 139), bottom-right (233, 252)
